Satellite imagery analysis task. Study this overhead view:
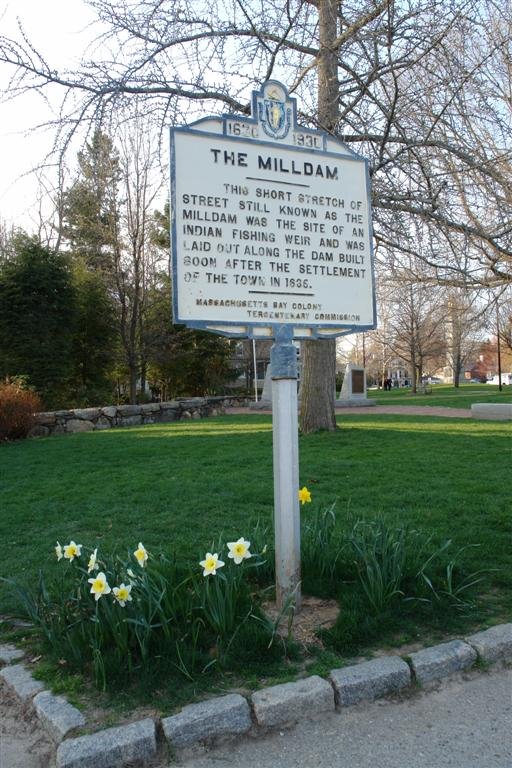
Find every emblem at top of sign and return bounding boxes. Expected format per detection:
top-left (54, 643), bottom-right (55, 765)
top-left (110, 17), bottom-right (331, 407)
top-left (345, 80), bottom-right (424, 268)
top-left (257, 82), bottom-right (292, 140)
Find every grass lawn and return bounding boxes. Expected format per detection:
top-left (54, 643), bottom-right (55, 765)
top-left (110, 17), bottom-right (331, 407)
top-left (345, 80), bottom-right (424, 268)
top-left (0, 413), bottom-right (510, 713)
top-left (368, 382), bottom-right (512, 409)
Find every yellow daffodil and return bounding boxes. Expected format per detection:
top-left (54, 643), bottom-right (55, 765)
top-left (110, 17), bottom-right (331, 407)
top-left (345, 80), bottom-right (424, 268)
top-left (63, 540), bottom-right (82, 561)
top-left (55, 542), bottom-right (63, 561)
top-left (113, 583), bottom-right (132, 607)
top-left (199, 552), bottom-right (225, 577)
top-left (227, 537), bottom-right (252, 565)
top-left (133, 542), bottom-right (148, 568)
top-left (88, 571), bottom-right (111, 601)
top-left (87, 548), bottom-right (99, 574)
top-left (298, 486), bottom-right (312, 505)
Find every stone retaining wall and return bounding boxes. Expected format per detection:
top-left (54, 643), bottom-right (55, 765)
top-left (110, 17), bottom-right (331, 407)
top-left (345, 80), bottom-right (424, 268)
top-left (29, 396), bottom-right (250, 437)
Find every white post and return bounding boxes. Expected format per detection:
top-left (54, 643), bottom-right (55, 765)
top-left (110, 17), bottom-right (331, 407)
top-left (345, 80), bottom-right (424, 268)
top-left (252, 338), bottom-right (258, 403)
top-left (271, 325), bottom-right (301, 611)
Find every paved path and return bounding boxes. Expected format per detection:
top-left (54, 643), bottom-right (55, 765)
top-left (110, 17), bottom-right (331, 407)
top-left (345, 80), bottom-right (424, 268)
top-left (227, 405), bottom-right (473, 418)
top-left (174, 668), bottom-right (512, 768)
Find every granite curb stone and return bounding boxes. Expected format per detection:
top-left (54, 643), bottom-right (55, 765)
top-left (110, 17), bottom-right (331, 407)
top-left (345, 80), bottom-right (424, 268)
top-left (162, 693), bottom-right (252, 748)
top-left (0, 663), bottom-right (45, 701)
top-left (466, 623), bottom-right (512, 663)
top-left (409, 639), bottom-right (477, 684)
top-left (4, 623), bottom-right (512, 764)
top-left (251, 675), bottom-right (334, 728)
top-left (55, 717), bottom-right (157, 768)
top-left (0, 643), bottom-right (25, 664)
top-left (329, 656), bottom-right (411, 706)
top-left (33, 690), bottom-right (86, 742)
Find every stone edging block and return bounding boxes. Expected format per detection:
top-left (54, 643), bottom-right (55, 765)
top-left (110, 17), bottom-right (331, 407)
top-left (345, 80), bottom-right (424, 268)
top-left (0, 663), bottom-right (45, 701)
top-left (466, 623), bottom-right (512, 663)
top-left (251, 675), bottom-right (334, 728)
top-left (0, 643), bottom-right (25, 664)
top-left (33, 690), bottom-right (86, 742)
top-left (162, 693), bottom-right (251, 749)
top-left (409, 639), bottom-right (477, 684)
top-left (56, 718), bottom-right (157, 768)
top-left (329, 656), bottom-right (411, 706)
top-left (3, 623), bottom-right (512, 764)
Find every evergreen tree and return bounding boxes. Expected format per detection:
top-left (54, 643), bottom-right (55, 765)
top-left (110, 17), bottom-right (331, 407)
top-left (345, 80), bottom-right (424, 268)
top-left (144, 271), bottom-right (237, 399)
top-left (70, 260), bottom-right (118, 404)
top-left (62, 131), bottom-right (121, 273)
top-left (0, 235), bottom-right (76, 407)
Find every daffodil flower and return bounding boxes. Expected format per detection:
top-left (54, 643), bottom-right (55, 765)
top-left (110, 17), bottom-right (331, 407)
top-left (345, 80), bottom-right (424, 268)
top-left (133, 542), bottom-right (148, 568)
top-left (298, 486), bottom-right (312, 505)
top-left (88, 572), bottom-right (111, 601)
top-left (113, 583), bottom-right (132, 607)
top-left (55, 542), bottom-right (63, 561)
top-left (87, 548), bottom-right (99, 574)
top-left (199, 552), bottom-right (225, 577)
top-left (227, 537), bottom-right (252, 565)
top-left (63, 541), bottom-right (82, 561)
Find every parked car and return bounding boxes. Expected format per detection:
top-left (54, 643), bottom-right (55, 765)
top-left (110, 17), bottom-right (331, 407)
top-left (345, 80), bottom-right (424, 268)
top-left (487, 374), bottom-right (512, 386)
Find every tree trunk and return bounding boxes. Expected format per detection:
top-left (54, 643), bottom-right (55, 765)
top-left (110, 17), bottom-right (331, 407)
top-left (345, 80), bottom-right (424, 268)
top-left (299, 0), bottom-right (339, 434)
top-left (452, 351), bottom-right (462, 387)
top-left (300, 338), bottom-right (337, 432)
top-left (410, 344), bottom-right (417, 393)
top-left (129, 364), bottom-right (137, 404)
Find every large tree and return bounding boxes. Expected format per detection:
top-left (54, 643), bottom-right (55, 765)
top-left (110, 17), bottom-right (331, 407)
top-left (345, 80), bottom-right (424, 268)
top-left (62, 127), bottom-right (163, 403)
top-left (1, 0), bottom-right (511, 426)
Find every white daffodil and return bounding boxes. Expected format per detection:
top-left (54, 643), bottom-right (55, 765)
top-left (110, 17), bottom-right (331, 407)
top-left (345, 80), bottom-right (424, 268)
top-left (63, 541), bottom-right (82, 562)
top-left (88, 571), bottom-right (111, 601)
top-left (199, 552), bottom-right (225, 577)
top-left (112, 583), bottom-right (132, 607)
top-left (87, 548), bottom-right (99, 574)
top-left (55, 542), bottom-right (63, 561)
top-left (133, 542), bottom-right (148, 568)
top-left (227, 537), bottom-right (252, 565)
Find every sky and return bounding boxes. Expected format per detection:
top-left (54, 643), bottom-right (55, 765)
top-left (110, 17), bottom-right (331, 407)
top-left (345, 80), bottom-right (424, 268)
top-left (0, 0), bottom-right (97, 229)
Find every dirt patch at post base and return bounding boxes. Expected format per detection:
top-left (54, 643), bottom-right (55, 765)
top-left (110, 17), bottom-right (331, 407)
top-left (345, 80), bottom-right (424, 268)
top-left (264, 595), bottom-right (340, 649)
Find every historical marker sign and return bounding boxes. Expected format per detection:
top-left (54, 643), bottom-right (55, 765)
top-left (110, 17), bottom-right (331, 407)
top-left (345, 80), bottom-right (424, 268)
top-left (170, 81), bottom-right (376, 339)
top-left (170, 81), bottom-right (376, 612)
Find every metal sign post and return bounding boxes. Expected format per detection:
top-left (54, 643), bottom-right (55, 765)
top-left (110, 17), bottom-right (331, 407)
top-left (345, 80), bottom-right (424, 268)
top-left (270, 325), bottom-right (300, 610)
top-left (169, 80), bottom-right (376, 612)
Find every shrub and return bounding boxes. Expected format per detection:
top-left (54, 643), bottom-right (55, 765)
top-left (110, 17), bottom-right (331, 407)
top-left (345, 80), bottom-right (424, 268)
top-left (0, 381), bottom-right (41, 440)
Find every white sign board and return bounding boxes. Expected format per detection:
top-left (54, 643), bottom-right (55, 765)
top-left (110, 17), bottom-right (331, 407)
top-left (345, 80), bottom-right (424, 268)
top-left (170, 81), bottom-right (376, 339)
